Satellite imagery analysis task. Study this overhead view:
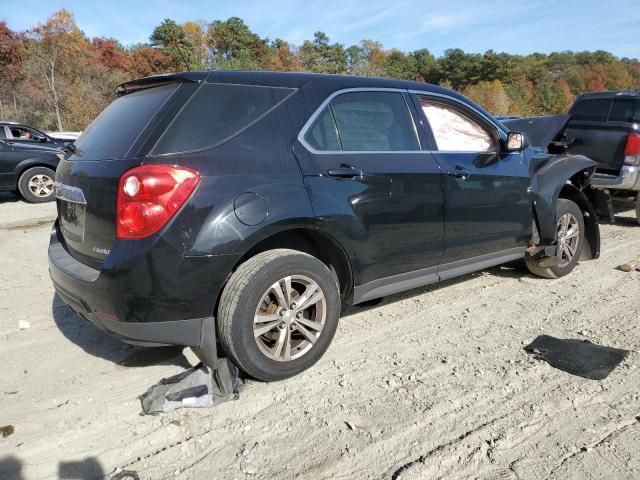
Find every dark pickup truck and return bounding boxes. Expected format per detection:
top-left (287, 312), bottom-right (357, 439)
top-left (504, 91), bottom-right (640, 223)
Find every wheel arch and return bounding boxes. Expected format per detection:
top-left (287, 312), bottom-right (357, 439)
top-left (229, 227), bottom-right (354, 305)
top-left (530, 153), bottom-right (599, 256)
top-left (558, 183), bottom-right (600, 260)
top-left (14, 157), bottom-right (59, 187)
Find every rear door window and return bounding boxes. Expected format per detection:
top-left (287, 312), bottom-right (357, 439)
top-left (305, 91), bottom-right (420, 152)
top-left (329, 91), bottom-right (419, 151)
top-left (569, 99), bottom-right (612, 121)
top-left (608, 99), bottom-right (640, 123)
top-left (71, 83), bottom-right (179, 160)
top-left (151, 83), bottom-right (295, 155)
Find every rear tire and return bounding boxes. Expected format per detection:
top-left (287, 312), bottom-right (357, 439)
top-left (635, 194), bottom-right (640, 226)
top-left (217, 249), bottom-right (340, 382)
top-left (526, 198), bottom-right (585, 279)
top-left (18, 167), bottom-right (56, 203)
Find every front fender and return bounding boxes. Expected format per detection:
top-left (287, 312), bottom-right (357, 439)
top-left (530, 153), bottom-right (597, 244)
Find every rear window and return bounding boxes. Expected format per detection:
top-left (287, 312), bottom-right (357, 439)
top-left (608, 99), bottom-right (640, 123)
top-left (71, 83), bottom-right (178, 160)
top-left (151, 83), bottom-right (295, 155)
top-left (569, 99), bottom-right (611, 121)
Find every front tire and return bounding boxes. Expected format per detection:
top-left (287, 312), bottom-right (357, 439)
top-left (217, 249), bottom-right (340, 382)
top-left (526, 198), bottom-right (585, 279)
top-left (18, 167), bottom-right (56, 203)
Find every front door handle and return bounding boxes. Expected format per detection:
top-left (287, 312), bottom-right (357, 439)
top-left (448, 165), bottom-right (470, 181)
top-left (327, 165), bottom-right (364, 179)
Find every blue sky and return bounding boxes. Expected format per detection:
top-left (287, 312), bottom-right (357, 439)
top-left (1, 0), bottom-right (639, 58)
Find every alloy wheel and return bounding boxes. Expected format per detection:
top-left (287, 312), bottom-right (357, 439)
top-left (28, 174), bottom-right (54, 198)
top-left (557, 212), bottom-right (580, 267)
top-left (253, 275), bottom-right (327, 362)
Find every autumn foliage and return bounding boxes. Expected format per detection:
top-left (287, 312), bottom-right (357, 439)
top-left (2, 10), bottom-right (640, 131)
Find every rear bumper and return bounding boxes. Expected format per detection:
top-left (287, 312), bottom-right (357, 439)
top-left (592, 166), bottom-right (640, 191)
top-left (53, 278), bottom-right (210, 347)
top-left (48, 221), bottom-right (233, 356)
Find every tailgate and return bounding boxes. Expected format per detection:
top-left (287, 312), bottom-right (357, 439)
top-left (55, 158), bottom-right (141, 268)
top-left (563, 121), bottom-right (629, 174)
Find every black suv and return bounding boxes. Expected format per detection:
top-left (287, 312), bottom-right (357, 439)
top-left (49, 72), bottom-right (602, 381)
top-left (0, 138), bottom-right (62, 202)
top-left (0, 122), bottom-right (75, 148)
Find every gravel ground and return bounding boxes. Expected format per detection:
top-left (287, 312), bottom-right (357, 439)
top-left (1, 191), bottom-right (639, 480)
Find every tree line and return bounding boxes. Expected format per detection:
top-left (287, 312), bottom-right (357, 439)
top-left (1, 10), bottom-right (639, 132)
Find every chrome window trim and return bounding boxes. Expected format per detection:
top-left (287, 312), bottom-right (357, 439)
top-left (298, 87), bottom-right (424, 155)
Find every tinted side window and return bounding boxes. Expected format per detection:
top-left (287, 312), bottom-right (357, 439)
top-left (152, 83), bottom-right (295, 155)
top-left (419, 98), bottom-right (497, 152)
top-left (330, 92), bottom-right (419, 151)
top-left (0, 128), bottom-right (6, 139)
top-left (72, 83), bottom-right (178, 160)
top-left (305, 106), bottom-right (340, 151)
top-left (569, 99), bottom-right (611, 121)
top-left (608, 99), bottom-right (640, 123)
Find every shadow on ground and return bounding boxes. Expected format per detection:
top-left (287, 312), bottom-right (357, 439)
top-left (0, 454), bottom-right (114, 480)
top-left (52, 294), bottom-right (190, 369)
top-left (0, 192), bottom-right (20, 204)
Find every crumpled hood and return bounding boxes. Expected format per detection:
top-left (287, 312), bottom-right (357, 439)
top-left (503, 115), bottom-right (570, 151)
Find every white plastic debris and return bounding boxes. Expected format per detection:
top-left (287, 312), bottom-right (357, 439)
top-left (18, 320), bottom-right (31, 330)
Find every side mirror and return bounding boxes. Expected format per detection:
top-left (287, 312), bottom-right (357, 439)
top-left (505, 131), bottom-right (528, 152)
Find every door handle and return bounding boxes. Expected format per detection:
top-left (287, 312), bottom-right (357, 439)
top-left (448, 168), bottom-right (470, 180)
top-left (326, 165), bottom-right (364, 179)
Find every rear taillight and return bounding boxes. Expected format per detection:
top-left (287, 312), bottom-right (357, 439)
top-left (623, 132), bottom-right (640, 166)
top-left (116, 165), bottom-right (200, 239)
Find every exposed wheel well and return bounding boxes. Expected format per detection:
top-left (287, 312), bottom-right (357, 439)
top-left (558, 183), bottom-right (600, 260)
top-left (236, 229), bottom-right (353, 301)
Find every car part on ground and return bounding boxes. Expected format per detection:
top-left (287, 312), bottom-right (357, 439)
top-left (618, 259), bottom-right (640, 272)
top-left (525, 335), bottom-right (629, 380)
top-left (140, 359), bottom-right (242, 415)
top-left (48, 71), bottom-right (603, 381)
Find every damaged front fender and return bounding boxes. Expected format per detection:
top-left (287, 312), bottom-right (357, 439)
top-left (529, 153), bottom-right (600, 259)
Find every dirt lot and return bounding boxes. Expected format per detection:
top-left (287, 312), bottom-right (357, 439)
top-left (1, 192), bottom-right (639, 480)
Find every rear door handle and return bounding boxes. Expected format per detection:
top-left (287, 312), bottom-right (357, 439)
top-left (326, 165), bottom-right (364, 179)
